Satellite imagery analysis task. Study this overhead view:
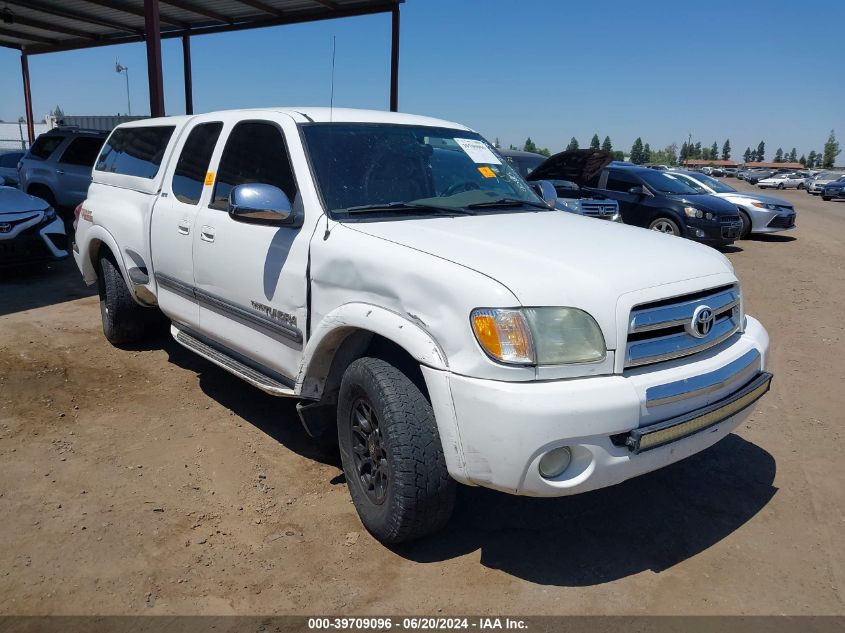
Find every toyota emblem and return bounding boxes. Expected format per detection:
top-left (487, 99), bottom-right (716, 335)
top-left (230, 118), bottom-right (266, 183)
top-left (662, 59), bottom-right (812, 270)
top-left (688, 305), bottom-right (715, 338)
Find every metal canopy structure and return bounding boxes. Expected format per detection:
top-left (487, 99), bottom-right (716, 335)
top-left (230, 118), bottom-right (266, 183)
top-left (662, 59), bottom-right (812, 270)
top-left (1, 0), bottom-right (402, 143)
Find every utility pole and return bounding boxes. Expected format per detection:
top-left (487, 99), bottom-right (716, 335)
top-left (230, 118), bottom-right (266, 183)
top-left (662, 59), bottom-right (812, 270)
top-left (115, 59), bottom-right (131, 115)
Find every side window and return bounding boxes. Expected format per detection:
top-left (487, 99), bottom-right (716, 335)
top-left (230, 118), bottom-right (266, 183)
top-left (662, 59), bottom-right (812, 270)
top-left (210, 122), bottom-right (297, 211)
top-left (171, 122), bottom-right (223, 205)
top-left (59, 137), bottom-right (106, 167)
top-left (95, 126), bottom-right (175, 179)
top-left (606, 170), bottom-right (639, 192)
top-left (29, 135), bottom-right (65, 160)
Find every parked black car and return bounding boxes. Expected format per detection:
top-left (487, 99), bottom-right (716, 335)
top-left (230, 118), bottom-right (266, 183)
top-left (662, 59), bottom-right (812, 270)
top-left (746, 170), bottom-right (776, 185)
top-left (581, 165), bottom-right (742, 247)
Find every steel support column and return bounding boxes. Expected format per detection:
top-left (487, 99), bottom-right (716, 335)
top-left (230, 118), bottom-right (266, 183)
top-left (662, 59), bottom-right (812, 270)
top-left (20, 54), bottom-right (35, 145)
top-left (182, 33), bottom-right (193, 114)
top-left (144, 0), bottom-right (165, 116)
top-left (389, 3), bottom-right (399, 112)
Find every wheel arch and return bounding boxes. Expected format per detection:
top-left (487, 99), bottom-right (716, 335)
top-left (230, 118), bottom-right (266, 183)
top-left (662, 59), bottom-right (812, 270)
top-left (296, 303), bottom-right (448, 403)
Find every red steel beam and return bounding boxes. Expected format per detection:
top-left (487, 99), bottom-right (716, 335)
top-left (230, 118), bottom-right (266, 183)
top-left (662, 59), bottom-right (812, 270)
top-left (182, 33), bottom-right (193, 115)
top-left (144, 0), bottom-right (165, 116)
top-left (389, 3), bottom-right (399, 112)
top-left (20, 54), bottom-right (35, 145)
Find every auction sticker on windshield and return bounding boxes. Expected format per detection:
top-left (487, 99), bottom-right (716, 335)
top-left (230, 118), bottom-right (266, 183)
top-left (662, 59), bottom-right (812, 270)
top-left (454, 138), bottom-right (501, 164)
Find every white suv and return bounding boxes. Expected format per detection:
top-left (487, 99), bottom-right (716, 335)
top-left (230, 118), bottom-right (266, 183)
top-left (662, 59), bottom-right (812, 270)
top-left (73, 108), bottom-right (772, 543)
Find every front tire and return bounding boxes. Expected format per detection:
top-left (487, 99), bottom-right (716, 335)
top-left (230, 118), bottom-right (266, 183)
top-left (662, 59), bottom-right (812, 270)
top-left (822, 196), bottom-right (831, 201)
top-left (738, 210), bottom-right (752, 239)
top-left (337, 357), bottom-right (455, 543)
top-left (98, 251), bottom-right (147, 345)
top-left (777, 183), bottom-right (784, 190)
top-left (648, 217), bottom-right (681, 236)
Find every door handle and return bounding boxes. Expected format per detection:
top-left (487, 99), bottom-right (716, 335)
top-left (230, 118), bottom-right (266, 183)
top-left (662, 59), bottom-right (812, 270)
top-left (200, 226), bottom-right (215, 243)
top-left (177, 219), bottom-right (190, 235)
top-left (56, 169), bottom-right (65, 176)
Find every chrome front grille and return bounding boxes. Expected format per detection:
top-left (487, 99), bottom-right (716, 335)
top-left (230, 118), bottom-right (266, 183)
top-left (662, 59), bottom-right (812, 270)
top-left (580, 201), bottom-right (618, 217)
top-left (625, 284), bottom-right (741, 368)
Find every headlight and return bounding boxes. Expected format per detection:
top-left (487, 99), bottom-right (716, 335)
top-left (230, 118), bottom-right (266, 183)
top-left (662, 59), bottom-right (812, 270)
top-left (683, 206), bottom-right (704, 219)
top-left (471, 307), bottom-right (606, 365)
top-left (750, 202), bottom-right (777, 210)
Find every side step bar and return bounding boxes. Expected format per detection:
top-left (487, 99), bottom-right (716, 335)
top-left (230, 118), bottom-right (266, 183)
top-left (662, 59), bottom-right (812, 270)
top-left (171, 325), bottom-right (296, 397)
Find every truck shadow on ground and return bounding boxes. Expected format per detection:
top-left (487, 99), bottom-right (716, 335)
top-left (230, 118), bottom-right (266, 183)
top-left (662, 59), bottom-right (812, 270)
top-left (160, 332), bottom-right (777, 587)
top-left (394, 433), bottom-right (777, 586)
top-left (0, 257), bottom-right (95, 316)
top-left (160, 336), bottom-right (339, 468)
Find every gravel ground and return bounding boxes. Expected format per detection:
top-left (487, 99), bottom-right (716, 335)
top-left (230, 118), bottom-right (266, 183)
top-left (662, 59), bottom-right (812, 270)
top-left (0, 180), bottom-right (843, 615)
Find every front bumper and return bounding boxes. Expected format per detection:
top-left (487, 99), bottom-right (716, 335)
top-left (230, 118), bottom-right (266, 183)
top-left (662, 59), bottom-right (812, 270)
top-left (744, 205), bottom-right (796, 233)
top-left (684, 218), bottom-right (741, 244)
top-left (0, 216), bottom-right (68, 266)
top-left (424, 316), bottom-right (769, 497)
top-left (822, 188), bottom-right (845, 199)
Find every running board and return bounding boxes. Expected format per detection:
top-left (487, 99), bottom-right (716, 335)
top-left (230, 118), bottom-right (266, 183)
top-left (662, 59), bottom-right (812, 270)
top-left (171, 326), bottom-right (296, 397)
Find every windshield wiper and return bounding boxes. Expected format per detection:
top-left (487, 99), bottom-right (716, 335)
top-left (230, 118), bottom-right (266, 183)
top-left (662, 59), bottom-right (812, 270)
top-left (344, 202), bottom-right (474, 216)
top-left (464, 198), bottom-right (550, 210)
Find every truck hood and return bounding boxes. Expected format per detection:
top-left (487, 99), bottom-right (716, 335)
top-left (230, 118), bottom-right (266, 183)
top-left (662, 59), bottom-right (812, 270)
top-left (526, 149), bottom-right (613, 185)
top-left (343, 211), bottom-right (735, 349)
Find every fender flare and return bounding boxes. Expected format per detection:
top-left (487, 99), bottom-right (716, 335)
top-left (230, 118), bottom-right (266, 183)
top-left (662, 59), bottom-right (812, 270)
top-left (78, 224), bottom-right (131, 289)
top-left (296, 302), bottom-right (448, 400)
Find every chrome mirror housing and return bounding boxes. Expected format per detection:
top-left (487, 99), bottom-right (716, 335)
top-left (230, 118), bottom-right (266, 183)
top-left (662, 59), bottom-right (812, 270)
top-left (228, 183), bottom-right (293, 223)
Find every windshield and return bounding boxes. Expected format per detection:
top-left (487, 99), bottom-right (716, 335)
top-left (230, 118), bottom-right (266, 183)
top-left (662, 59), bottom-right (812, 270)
top-left (637, 170), bottom-right (703, 195)
top-left (686, 172), bottom-right (737, 193)
top-left (818, 171), bottom-right (845, 180)
top-left (301, 123), bottom-right (542, 218)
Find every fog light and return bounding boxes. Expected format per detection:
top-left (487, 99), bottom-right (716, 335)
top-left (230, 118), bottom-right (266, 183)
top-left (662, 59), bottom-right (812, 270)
top-left (538, 446), bottom-right (572, 479)
top-left (694, 228), bottom-right (706, 238)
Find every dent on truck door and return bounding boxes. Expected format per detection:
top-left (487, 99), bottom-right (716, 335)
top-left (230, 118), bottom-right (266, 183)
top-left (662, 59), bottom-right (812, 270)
top-left (150, 120), bottom-right (223, 329)
top-left (191, 119), bottom-right (309, 382)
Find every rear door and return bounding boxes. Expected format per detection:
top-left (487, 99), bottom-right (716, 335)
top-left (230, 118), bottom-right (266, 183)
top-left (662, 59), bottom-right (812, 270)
top-left (56, 136), bottom-right (105, 204)
top-left (191, 113), bottom-right (309, 383)
top-left (151, 117), bottom-right (223, 329)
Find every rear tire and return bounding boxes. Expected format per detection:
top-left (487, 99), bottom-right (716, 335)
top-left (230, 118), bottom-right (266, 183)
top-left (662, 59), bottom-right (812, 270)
top-left (98, 250), bottom-right (146, 345)
top-left (648, 217), bottom-right (681, 236)
top-left (337, 357), bottom-right (455, 543)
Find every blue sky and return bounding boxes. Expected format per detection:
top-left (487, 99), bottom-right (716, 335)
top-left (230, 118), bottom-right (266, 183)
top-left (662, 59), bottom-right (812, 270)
top-left (2, 0), bottom-right (843, 160)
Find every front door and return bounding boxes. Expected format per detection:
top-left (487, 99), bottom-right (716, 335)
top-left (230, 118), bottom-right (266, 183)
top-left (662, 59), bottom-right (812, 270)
top-left (192, 115), bottom-right (310, 383)
top-left (56, 136), bottom-right (105, 205)
top-left (150, 118), bottom-right (224, 329)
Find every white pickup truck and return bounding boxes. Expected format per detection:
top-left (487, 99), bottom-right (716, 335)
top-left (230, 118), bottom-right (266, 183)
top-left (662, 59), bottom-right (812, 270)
top-left (73, 108), bottom-right (772, 543)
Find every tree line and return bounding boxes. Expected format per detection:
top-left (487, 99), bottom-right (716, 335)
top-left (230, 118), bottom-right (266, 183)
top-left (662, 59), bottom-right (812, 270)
top-left (498, 130), bottom-right (841, 169)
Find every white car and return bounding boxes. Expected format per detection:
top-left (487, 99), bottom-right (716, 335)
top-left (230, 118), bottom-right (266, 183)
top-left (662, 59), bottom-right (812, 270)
top-left (674, 171), bottom-right (796, 238)
top-left (1, 186), bottom-right (68, 266)
top-left (73, 108), bottom-right (772, 543)
top-left (757, 172), bottom-right (804, 189)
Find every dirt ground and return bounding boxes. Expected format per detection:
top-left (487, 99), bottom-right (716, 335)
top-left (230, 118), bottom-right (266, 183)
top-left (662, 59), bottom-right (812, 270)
top-left (1, 180), bottom-right (843, 616)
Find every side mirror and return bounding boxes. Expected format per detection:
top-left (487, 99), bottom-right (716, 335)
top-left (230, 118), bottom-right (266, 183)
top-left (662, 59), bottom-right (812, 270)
top-left (228, 183), bottom-right (293, 224)
top-left (531, 180), bottom-right (557, 208)
top-left (628, 185), bottom-right (645, 196)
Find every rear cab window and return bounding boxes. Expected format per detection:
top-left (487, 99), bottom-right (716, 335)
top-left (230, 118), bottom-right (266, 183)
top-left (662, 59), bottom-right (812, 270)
top-left (96, 126), bottom-right (175, 179)
top-left (171, 122), bottom-right (223, 205)
top-left (28, 135), bottom-right (65, 160)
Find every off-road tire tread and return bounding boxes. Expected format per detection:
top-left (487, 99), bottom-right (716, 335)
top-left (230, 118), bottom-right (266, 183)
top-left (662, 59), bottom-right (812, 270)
top-left (98, 251), bottom-right (146, 345)
top-left (339, 357), bottom-right (455, 543)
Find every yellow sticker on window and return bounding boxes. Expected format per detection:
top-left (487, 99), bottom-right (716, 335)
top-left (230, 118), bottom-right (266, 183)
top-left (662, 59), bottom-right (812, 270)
top-left (477, 166), bottom-right (496, 178)
top-left (204, 172), bottom-right (215, 186)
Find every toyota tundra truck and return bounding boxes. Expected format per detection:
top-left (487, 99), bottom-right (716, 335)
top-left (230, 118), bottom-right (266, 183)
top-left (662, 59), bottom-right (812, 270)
top-left (73, 108), bottom-right (772, 543)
